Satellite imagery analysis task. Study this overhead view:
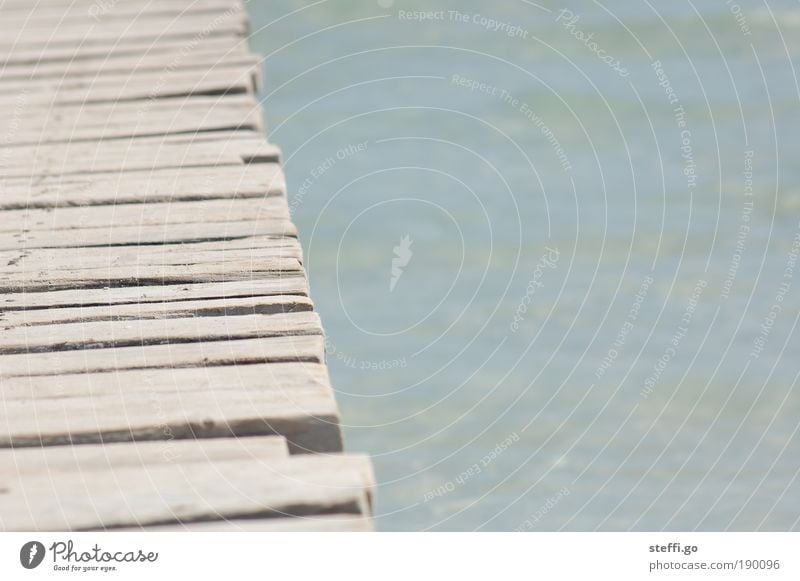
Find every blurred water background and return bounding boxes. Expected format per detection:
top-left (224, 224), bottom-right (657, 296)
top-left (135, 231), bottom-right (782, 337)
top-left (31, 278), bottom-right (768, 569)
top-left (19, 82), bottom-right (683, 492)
top-left (247, 0), bottom-right (800, 530)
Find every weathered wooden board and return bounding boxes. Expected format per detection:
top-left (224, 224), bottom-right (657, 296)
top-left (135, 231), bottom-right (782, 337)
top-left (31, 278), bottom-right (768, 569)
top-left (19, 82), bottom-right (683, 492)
top-left (0, 107), bottom-right (262, 147)
top-left (0, 277), bottom-right (310, 310)
top-left (0, 454), bottom-right (372, 530)
top-left (0, 295), bottom-right (313, 328)
top-left (0, 258), bottom-right (303, 293)
top-left (0, 2), bottom-right (246, 26)
top-left (133, 514), bottom-right (375, 532)
top-left (0, 334), bottom-right (326, 377)
top-left (0, 0), bottom-right (372, 533)
top-left (7, 93), bottom-right (257, 123)
top-left (0, 363), bottom-right (341, 453)
top-left (0, 66), bottom-right (260, 106)
top-left (0, 163), bottom-right (288, 211)
top-left (0, 35), bottom-right (246, 67)
top-left (0, 237), bottom-right (301, 274)
top-left (0, 13), bottom-right (248, 52)
top-left (0, 141), bottom-right (285, 180)
top-left (0, 198), bottom-right (290, 232)
top-left (0, 52), bottom-right (261, 86)
top-left (0, 220), bottom-right (298, 251)
top-left (0, 311), bottom-right (322, 354)
top-left (1, 437), bottom-right (289, 475)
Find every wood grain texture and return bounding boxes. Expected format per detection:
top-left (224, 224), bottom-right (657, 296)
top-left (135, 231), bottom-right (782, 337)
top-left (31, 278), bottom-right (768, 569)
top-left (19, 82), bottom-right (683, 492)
top-left (0, 146), bottom-right (280, 185)
top-left (130, 514), bottom-right (375, 532)
top-left (2, 437), bottom-right (290, 476)
top-left (0, 0), bottom-right (373, 532)
top-left (0, 363), bottom-right (342, 453)
top-left (0, 295), bottom-right (313, 327)
top-left (0, 277), bottom-right (310, 309)
top-left (0, 454), bottom-right (372, 531)
top-left (0, 164), bottom-right (286, 208)
top-left (0, 335), bottom-right (326, 377)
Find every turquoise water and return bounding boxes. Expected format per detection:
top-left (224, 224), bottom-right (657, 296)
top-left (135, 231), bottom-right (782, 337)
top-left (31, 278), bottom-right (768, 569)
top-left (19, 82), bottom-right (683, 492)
top-left (247, 0), bottom-right (800, 530)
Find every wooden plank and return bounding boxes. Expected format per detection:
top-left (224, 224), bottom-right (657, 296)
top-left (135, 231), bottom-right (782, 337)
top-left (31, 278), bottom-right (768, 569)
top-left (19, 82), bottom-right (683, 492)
top-left (0, 65), bottom-right (260, 106)
top-left (0, 335), bottom-right (325, 376)
top-left (0, 52), bottom-right (261, 85)
top-left (4, 91), bottom-right (257, 122)
top-left (0, 198), bottom-right (290, 232)
top-left (0, 14), bottom-right (248, 51)
top-left (0, 134), bottom-right (285, 179)
top-left (0, 163), bottom-right (286, 210)
top-left (0, 237), bottom-right (301, 274)
top-left (0, 35), bottom-right (246, 67)
top-left (0, 221), bottom-right (298, 251)
top-left (0, 454), bottom-right (372, 531)
top-left (0, 362), bottom-right (341, 452)
top-left (0, 0), bottom-right (239, 7)
top-left (0, 277), bottom-right (309, 310)
top-left (0, 259), bottom-right (302, 292)
top-left (0, 311), bottom-right (322, 353)
top-left (0, 2), bottom-right (245, 25)
top-left (0, 106), bottom-right (262, 147)
top-left (133, 514), bottom-right (375, 532)
top-left (0, 295), bottom-right (313, 327)
top-left (2, 437), bottom-right (290, 475)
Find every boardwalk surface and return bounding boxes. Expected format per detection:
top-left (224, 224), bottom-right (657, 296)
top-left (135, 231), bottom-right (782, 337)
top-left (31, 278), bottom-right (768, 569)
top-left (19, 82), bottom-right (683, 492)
top-left (0, 0), bottom-right (374, 531)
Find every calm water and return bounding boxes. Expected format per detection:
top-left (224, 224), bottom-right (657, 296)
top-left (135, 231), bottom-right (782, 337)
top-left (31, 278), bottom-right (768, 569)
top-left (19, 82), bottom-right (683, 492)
top-left (247, 0), bottom-right (800, 530)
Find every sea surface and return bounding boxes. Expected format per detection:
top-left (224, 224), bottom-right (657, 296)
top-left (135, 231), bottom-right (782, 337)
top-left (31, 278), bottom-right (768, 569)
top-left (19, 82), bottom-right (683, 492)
top-left (247, 0), bottom-right (800, 530)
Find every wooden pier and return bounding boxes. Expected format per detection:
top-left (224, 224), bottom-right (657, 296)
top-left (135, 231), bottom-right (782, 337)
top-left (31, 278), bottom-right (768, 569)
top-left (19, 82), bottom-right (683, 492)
top-left (0, 0), bottom-right (374, 531)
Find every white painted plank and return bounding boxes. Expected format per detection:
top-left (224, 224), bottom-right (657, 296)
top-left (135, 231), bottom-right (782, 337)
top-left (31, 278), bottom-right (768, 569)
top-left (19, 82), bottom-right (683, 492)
top-left (0, 35), bottom-right (246, 67)
top-left (0, 454), bottom-right (372, 531)
top-left (0, 134), bottom-right (284, 178)
top-left (0, 2), bottom-right (245, 26)
top-left (0, 236), bottom-right (301, 274)
top-left (0, 335), bottom-right (326, 377)
top-left (0, 162), bottom-right (286, 210)
top-left (0, 65), bottom-right (259, 106)
top-left (0, 362), bottom-right (341, 452)
top-left (0, 221), bottom-right (298, 251)
top-left (0, 277), bottom-right (309, 310)
top-left (0, 311), bottom-right (323, 353)
top-left (0, 53), bottom-right (261, 87)
top-left (0, 259), bottom-right (303, 292)
top-left (2, 437), bottom-right (289, 475)
top-left (0, 14), bottom-right (247, 51)
top-left (132, 514), bottom-right (375, 532)
top-left (0, 295), bottom-right (313, 327)
top-left (0, 198), bottom-right (290, 232)
top-left (0, 108), bottom-right (262, 147)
